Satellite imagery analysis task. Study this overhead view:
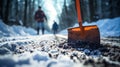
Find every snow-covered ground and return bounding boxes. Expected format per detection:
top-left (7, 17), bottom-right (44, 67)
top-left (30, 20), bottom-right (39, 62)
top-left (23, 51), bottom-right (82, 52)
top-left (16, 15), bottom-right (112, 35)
top-left (0, 17), bottom-right (120, 67)
top-left (0, 20), bottom-right (36, 37)
top-left (0, 34), bottom-right (119, 67)
top-left (83, 17), bottom-right (120, 37)
top-left (0, 17), bottom-right (120, 37)
top-left (60, 17), bottom-right (120, 37)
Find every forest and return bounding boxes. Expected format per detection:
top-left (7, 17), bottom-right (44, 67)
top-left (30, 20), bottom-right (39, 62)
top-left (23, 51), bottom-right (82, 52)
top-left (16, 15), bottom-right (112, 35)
top-left (0, 0), bottom-right (120, 31)
top-left (0, 0), bottom-right (120, 67)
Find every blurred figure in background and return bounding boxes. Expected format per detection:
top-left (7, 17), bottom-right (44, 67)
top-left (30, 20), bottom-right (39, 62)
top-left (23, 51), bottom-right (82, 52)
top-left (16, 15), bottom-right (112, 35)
top-left (52, 21), bottom-right (58, 34)
top-left (34, 6), bottom-right (47, 35)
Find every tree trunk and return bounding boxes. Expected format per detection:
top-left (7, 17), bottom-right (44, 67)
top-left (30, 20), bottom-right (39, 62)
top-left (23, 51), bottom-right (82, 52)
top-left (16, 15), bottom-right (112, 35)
top-left (23, 0), bottom-right (28, 26)
top-left (4, 0), bottom-right (11, 24)
top-left (15, 0), bottom-right (19, 22)
top-left (0, 0), bottom-right (3, 19)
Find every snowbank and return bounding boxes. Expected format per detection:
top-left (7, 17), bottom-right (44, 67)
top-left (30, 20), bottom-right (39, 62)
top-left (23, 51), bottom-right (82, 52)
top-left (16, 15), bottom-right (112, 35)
top-left (60, 17), bottom-right (120, 37)
top-left (83, 17), bottom-right (120, 37)
top-left (0, 20), bottom-right (37, 37)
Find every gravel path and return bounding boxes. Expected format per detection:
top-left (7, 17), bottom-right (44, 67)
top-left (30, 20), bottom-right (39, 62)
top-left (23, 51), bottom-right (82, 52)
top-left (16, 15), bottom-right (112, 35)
top-left (0, 35), bottom-right (120, 67)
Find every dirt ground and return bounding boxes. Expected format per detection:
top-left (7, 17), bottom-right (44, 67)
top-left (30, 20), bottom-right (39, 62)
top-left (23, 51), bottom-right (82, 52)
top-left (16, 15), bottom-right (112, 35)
top-left (15, 35), bottom-right (120, 67)
top-left (0, 35), bottom-right (120, 67)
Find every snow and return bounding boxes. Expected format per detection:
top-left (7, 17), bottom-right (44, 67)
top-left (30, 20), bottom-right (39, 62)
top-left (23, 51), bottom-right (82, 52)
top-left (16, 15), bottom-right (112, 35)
top-left (83, 17), bottom-right (120, 37)
top-left (0, 17), bottom-right (120, 37)
top-left (60, 17), bottom-right (120, 37)
top-left (0, 17), bottom-right (120, 67)
top-left (0, 20), bottom-right (37, 37)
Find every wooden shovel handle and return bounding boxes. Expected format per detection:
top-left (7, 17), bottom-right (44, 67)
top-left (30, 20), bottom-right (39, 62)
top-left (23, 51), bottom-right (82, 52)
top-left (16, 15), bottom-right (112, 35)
top-left (76, 0), bottom-right (83, 28)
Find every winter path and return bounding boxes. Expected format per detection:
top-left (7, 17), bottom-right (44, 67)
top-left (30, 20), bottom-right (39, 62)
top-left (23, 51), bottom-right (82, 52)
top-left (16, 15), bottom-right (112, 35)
top-left (0, 34), bottom-right (120, 67)
top-left (0, 34), bottom-right (67, 54)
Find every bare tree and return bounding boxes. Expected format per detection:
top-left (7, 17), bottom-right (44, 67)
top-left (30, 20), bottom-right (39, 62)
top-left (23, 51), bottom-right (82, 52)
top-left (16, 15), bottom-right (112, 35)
top-left (23, 0), bottom-right (28, 26)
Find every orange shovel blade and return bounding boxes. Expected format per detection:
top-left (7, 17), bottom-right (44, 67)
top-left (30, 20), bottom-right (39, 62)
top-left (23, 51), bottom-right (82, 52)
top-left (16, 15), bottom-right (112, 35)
top-left (68, 25), bottom-right (100, 44)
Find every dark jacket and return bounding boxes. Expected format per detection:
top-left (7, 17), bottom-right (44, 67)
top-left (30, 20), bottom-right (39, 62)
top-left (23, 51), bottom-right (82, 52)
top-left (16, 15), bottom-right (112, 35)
top-left (34, 9), bottom-right (46, 22)
top-left (52, 22), bottom-right (58, 31)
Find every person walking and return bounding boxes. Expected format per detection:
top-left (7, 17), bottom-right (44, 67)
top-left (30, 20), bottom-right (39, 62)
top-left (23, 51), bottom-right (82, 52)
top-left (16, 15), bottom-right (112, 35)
top-left (52, 21), bottom-right (58, 34)
top-left (34, 6), bottom-right (47, 35)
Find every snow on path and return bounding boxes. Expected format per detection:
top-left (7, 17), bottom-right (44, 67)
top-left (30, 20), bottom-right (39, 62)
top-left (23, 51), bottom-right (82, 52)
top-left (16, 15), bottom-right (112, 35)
top-left (0, 34), bottom-right (67, 46)
top-left (101, 37), bottom-right (120, 47)
top-left (0, 34), bottom-right (68, 54)
top-left (0, 34), bottom-right (120, 67)
top-left (0, 34), bottom-right (81, 67)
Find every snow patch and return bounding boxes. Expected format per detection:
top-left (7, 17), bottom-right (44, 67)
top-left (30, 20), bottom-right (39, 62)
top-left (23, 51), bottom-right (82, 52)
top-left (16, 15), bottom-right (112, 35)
top-left (60, 17), bottom-right (120, 37)
top-left (0, 19), bottom-right (37, 37)
top-left (83, 17), bottom-right (120, 37)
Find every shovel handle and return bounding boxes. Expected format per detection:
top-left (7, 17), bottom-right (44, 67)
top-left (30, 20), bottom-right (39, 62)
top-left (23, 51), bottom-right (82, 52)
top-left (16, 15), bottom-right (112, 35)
top-left (76, 0), bottom-right (83, 28)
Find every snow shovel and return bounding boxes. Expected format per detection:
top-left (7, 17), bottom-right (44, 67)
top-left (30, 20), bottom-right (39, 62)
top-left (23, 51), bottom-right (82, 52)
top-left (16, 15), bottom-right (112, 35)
top-left (68, 0), bottom-right (100, 44)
